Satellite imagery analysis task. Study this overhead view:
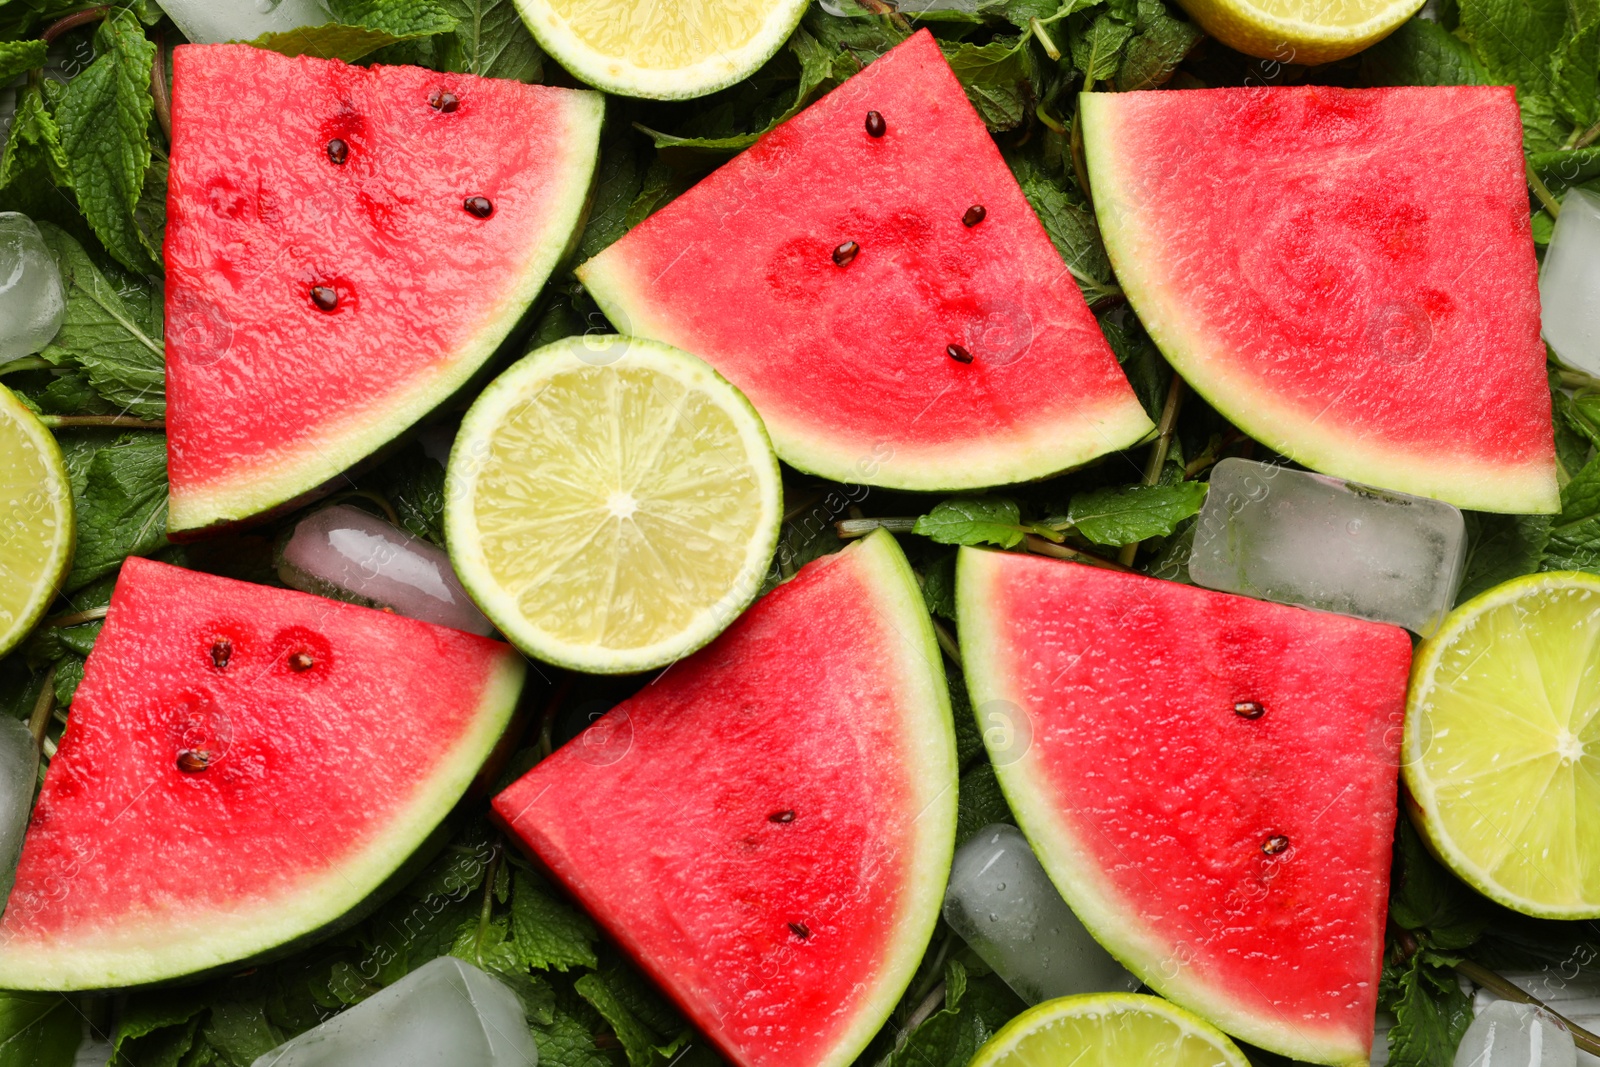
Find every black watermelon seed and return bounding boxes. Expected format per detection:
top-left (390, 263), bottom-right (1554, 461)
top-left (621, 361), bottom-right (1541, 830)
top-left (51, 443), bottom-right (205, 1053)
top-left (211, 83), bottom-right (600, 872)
top-left (788, 922), bottom-right (811, 940)
top-left (428, 89), bottom-right (459, 113)
top-left (1234, 701), bottom-right (1265, 719)
top-left (865, 110), bottom-right (886, 137)
top-left (310, 286), bottom-right (338, 312)
top-left (177, 749), bottom-right (212, 773)
top-left (1262, 834), bottom-right (1290, 855)
top-left (832, 240), bottom-right (859, 267)
top-left (326, 138), bottom-right (349, 165)
top-left (963, 204), bottom-right (987, 227)
top-left (769, 810), bottom-right (796, 823)
top-left (288, 651), bottom-right (315, 673)
top-left (946, 343), bottom-right (973, 364)
top-left (210, 638), bottom-right (232, 670)
top-left (464, 196), bottom-right (494, 219)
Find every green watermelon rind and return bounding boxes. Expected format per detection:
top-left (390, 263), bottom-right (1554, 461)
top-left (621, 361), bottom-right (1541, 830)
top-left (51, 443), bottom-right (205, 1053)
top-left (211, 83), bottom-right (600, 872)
top-left (578, 258), bottom-right (1158, 492)
top-left (166, 91), bottom-right (606, 538)
top-left (443, 334), bottom-right (785, 675)
top-left (1079, 92), bottom-right (1560, 517)
top-left (954, 546), bottom-right (1370, 1067)
top-left (0, 653), bottom-right (526, 991)
top-left (510, 0), bottom-right (809, 101)
top-left (811, 529), bottom-right (961, 1067)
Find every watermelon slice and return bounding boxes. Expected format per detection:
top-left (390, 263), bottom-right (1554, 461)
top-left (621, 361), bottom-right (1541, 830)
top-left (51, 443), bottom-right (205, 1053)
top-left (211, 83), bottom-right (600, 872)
top-left (577, 31), bottom-right (1153, 492)
top-left (0, 558), bottom-right (525, 990)
top-left (1082, 85), bottom-right (1558, 515)
top-left (493, 531), bottom-right (957, 1067)
top-left (164, 46), bottom-right (603, 536)
top-left (956, 549), bottom-right (1411, 1065)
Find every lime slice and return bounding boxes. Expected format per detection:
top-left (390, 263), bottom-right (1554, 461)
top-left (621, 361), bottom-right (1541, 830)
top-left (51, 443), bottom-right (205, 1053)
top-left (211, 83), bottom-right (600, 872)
top-left (970, 993), bottom-right (1251, 1067)
top-left (512, 0), bottom-right (808, 100)
top-left (1404, 572), bottom-right (1600, 919)
top-left (1172, 0), bottom-right (1422, 65)
top-left (0, 384), bottom-right (73, 657)
top-left (444, 335), bottom-right (782, 674)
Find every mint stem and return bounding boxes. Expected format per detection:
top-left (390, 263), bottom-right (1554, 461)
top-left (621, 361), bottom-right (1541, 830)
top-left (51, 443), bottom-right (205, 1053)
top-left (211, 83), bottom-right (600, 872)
top-left (1454, 959), bottom-right (1600, 1056)
top-left (151, 31), bottom-right (172, 145)
top-left (28, 667), bottom-right (56, 753)
top-left (40, 6), bottom-right (108, 44)
top-left (37, 415), bottom-right (164, 430)
top-left (1029, 18), bottom-right (1063, 61)
top-left (1118, 375), bottom-right (1186, 567)
top-left (47, 606), bottom-right (109, 628)
top-left (835, 517), bottom-right (918, 539)
top-left (1528, 161), bottom-right (1562, 219)
top-left (0, 357), bottom-right (50, 375)
top-left (930, 620), bottom-right (961, 665)
top-left (1025, 534), bottom-right (1133, 573)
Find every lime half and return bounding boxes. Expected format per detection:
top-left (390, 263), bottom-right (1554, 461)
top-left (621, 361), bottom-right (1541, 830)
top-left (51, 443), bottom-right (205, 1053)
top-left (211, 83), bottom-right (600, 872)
top-left (512, 0), bottom-right (808, 100)
top-left (0, 384), bottom-right (73, 657)
top-left (445, 335), bottom-right (782, 674)
top-left (1172, 0), bottom-right (1422, 65)
top-left (1404, 572), bottom-right (1600, 918)
top-left (970, 993), bottom-right (1251, 1067)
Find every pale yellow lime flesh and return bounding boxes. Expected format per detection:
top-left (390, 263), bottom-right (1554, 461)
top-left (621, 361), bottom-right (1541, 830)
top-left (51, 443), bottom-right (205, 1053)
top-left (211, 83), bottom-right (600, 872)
top-left (970, 993), bottom-right (1251, 1067)
top-left (1404, 572), bottom-right (1600, 918)
top-left (0, 385), bottom-right (73, 657)
top-left (445, 336), bottom-right (782, 674)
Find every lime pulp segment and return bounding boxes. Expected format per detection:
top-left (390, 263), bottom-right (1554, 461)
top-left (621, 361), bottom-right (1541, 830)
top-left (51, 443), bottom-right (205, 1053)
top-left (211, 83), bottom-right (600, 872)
top-left (1404, 572), bottom-right (1600, 918)
top-left (970, 993), bottom-right (1251, 1067)
top-left (0, 385), bottom-right (72, 657)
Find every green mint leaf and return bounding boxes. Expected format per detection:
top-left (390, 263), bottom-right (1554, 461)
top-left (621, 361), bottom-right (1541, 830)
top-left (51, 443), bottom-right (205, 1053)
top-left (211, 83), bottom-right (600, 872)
top-left (914, 498), bottom-right (1028, 548)
top-left (1070, 11), bottom-right (1135, 82)
top-left (0, 992), bottom-right (81, 1067)
top-left (1456, 0), bottom-right (1568, 86)
top-left (533, 1006), bottom-right (616, 1067)
top-left (1516, 88), bottom-right (1573, 152)
top-left (1551, 0), bottom-right (1600, 128)
top-left (886, 960), bottom-right (1024, 1067)
top-left (1067, 482), bottom-right (1207, 546)
top-left (53, 655), bottom-right (85, 706)
top-left (577, 120), bottom-right (643, 263)
top-left (0, 83), bottom-right (72, 195)
top-left (55, 621), bottom-right (101, 657)
top-left (1114, 0), bottom-right (1201, 90)
top-left (326, 0), bottom-right (460, 37)
top-left (624, 159), bottom-right (694, 229)
top-left (510, 871), bottom-right (600, 972)
top-left (197, 999), bottom-right (283, 1066)
top-left (920, 553), bottom-right (957, 622)
top-left (956, 763), bottom-right (1014, 846)
top-left (1457, 512), bottom-right (1550, 602)
top-left (1388, 820), bottom-right (1487, 951)
top-left (249, 25), bottom-right (419, 63)
top-left (0, 40), bottom-right (47, 84)
top-left (1382, 949), bottom-right (1473, 1067)
top-left (368, 443), bottom-right (447, 546)
top-left (114, 987), bottom-right (209, 1055)
top-left (943, 37), bottom-right (1032, 130)
top-left (436, 0), bottom-right (544, 81)
top-left (54, 8), bottom-right (157, 273)
top-left (1358, 18), bottom-right (1490, 86)
top-left (574, 971), bottom-right (673, 1067)
top-left (1544, 453), bottom-right (1600, 571)
top-left (65, 432), bottom-right (170, 591)
top-left (1010, 156), bottom-right (1114, 297)
top-left (36, 222), bottom-right (165, 420)
top-left (116, 1016), bottom-right (203, 1067)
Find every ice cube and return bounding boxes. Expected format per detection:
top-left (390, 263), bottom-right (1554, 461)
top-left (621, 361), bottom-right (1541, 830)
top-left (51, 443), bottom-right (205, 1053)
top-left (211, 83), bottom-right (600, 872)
top-left (74, 1032), bottom-right (113, 1067)
top-left (1188, 457), bottom-right (1466, 635)
top-left (1473, 972), bottom-right (1600, 1066)
top-left (279, 505), bottom-right (493, 635)
top-left (1454, 1000), bottom-right (1575, 1067)
top-left (253, 956), bottom-right (537, 1067)
top-left (942, 824), bottom-right (1138, 1004)
top-left (1542, 188), bottom-right (1600, 377)
top-left (0, 716), bottom-right (38, 909)
top-left (157, 0), bottom-right (332, 45)
top-left (0, 213), bottom-right (65, 364)
top-left (1372, 1011), bottom-right (1395, 1066)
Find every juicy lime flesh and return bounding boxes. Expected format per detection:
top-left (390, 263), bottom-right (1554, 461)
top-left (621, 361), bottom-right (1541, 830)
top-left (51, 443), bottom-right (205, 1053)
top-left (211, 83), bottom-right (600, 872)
top-left (1410, 577), bottom-right (1600, 911)
top-left (1240, 0), bottom-right (1398, 28)
top-left (544, 0), bottom-right (774, 69)
top-left (471, 362), bottom-right (770, 653)
top-left (0, 394), bottom-right (70, 652)
top-left (975, 996), bottom-right (1247, 1067)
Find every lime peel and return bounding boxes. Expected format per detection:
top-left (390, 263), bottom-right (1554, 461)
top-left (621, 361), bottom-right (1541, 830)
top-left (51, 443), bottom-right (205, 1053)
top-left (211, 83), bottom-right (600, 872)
top-left (969, 992), bottom-right (1252, 1067)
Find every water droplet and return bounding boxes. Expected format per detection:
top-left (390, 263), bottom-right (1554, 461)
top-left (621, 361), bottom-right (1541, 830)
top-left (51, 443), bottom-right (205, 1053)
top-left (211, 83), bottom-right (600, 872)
top-left (310, 286), bottom-right (338, 312)
top-left (946, 343), bottom-right (974, 364)
top-left (768, 810), bottom-right (796, 823)
top-left (288, 651), bottom-right (315, 673)
top-left (963, 205), bottom-right (987, 227)
top-left (1234, 700), bottom-right (1265, 719)
top-left (865, 110), bottom-right (886, 138)
top-left (428, 89), bottom-right (459, 113)
top-left (210, 638), bottom-right (232, 670)
top-left (1346, 518), bottom-right (1363, 535)
top-left (463, 196), bottom-right (494, 219)
top-left (1262, 834), bottom-right (1290, 855)
top-left (832, 240), bottom-right (859, 267)
top-left (326, 138), bottom-right (349, 165)
top-left (995, 882), bottom-right (1006, 891)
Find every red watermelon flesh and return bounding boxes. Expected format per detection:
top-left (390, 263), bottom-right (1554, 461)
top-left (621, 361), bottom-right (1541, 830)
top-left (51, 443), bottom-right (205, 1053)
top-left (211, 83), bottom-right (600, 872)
top-left (164, 45), bottom-right (602, 536)
top-left (577, 30), bottom-right (1153, 492)
top-left (957, 549), bottom-right (1412, 1065)
top-left (492, 531), bottom-right (956, 1067)
top-left (1082, 85), bottom-right (1557, 514)
top-left (0, 558), bottom-right (524, 990)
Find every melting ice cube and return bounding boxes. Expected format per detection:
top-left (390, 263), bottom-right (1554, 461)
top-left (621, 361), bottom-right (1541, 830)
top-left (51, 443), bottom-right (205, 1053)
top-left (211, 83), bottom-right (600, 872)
top-left (158, 0), bottom-right (332, 45)
top-left (942, 824), bottom-right (1138, 1005)
top-left (0, 213), bottom-right (65, 364)
top-left (252, 956), bottom-right (537, 1067)
top-left (1473, 972), bottom-right (1600, 1066)
top-left (1453, 1000), bottom-right (1575, 1067)
top-left (0, 716), bottom-right (38, 909)
top-left (1188, 458), bottom-right (1466, 635)
top-left (1542, 189), bottom-right (1600, 378)
top-left (279, 505), bottom-right (493, 635)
